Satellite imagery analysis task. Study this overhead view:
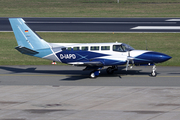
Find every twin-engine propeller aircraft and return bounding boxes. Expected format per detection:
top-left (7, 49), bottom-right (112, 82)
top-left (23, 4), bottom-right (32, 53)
top-left (9, 18), bottom-right (172, 78)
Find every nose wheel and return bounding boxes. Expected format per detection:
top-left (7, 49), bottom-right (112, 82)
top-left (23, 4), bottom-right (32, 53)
top-left (150, 65), bottom-right (157, 77)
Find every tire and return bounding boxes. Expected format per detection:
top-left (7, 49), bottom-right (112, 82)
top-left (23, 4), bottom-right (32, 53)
top-left (106, 67), bottom-right (114, 74)
top-left (90, 71), bottom-right (96, 78)
top-left (150, 71), bottom-right (157, 77)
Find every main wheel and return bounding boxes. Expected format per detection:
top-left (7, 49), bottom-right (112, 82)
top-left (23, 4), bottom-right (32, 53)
top-left (90, 72), bottom-right (96, 78)
top-left (106, 67), bottom-right (114, 74)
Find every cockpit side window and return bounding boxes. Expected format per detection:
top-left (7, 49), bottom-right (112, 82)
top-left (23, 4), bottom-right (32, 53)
top-left (122, 43), bottom-right (135, 51)
top-left (113, 45), bottom-right (124, 52)
top-left (113, 44), bottom-right (134, 52)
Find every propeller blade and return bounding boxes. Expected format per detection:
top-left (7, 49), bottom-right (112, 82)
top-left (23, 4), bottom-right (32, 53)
top-left (126, 60), bottom-right (129, 71)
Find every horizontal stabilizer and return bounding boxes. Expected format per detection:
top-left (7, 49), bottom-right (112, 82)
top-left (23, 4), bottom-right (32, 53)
top-left (15, 46), bottom-right (39, 54)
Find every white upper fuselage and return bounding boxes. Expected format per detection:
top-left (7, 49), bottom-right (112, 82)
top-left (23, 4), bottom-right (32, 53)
top-left (46, 42), bottom-right (163, 66)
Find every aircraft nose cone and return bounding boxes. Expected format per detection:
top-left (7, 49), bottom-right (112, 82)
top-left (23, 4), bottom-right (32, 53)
top-left (160, 54), bottom-right (172, 61)
top-left (152, 52), bottom-right (172, 63)
top-left (134, 51), bottom-right (171, 64)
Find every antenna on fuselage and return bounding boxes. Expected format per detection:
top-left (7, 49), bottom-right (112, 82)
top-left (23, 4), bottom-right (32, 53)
top-left (146, 40), bottom-right (148, 50)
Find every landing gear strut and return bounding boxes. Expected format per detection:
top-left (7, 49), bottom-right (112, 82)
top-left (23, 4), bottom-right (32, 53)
top-left (150, 65), bottom-right (157, 77)
top-left (106, 65), bottom-right (118, 74)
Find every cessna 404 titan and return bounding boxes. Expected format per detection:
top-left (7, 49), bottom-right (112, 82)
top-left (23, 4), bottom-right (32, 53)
top-left (9, 18), bottom-right (172, 78)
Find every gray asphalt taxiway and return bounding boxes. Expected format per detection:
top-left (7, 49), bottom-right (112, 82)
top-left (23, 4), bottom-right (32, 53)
top-left (1, 65), bottom-right (180, 120)
top-left (0, 65), bottom-right (180, 86)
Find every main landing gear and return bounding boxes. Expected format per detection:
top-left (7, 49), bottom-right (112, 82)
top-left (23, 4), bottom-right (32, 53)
top-left (150, 65), bottom-right (157, 77)
top-left (89, 65), bottom-right (157, 78)
top-left (90, 70), bottom-right (100, 78)
top-left (89, 66), bottom-right (118, 78)
top-left (106, 65), bottom-right (118, 74)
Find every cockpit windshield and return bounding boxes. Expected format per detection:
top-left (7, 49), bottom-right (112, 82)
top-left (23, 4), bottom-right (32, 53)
top-left (113, 43), bottom-right (134, 52)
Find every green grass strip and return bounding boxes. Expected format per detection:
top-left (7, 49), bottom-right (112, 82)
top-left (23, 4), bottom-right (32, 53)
top-left (1, 0), bottom-right (180, 17)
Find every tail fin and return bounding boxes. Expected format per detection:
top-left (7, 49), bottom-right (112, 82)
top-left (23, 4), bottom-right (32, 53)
top-left (9, 18), bottom-right (50, 50)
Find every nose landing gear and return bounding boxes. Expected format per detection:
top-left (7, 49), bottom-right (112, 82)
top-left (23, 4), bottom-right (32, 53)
top-left (150, 65), bottom-right (157, 77)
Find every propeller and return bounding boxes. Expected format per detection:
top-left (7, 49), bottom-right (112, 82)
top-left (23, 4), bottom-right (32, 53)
top-left (126, 51), bottom-right (134, 71)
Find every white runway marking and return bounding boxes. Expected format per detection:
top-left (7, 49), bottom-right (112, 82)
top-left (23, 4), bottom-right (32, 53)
top-left (131, 26), bottom-right (180, 29)
top-left (26, 22), bottom-right (175, 24)
top-left (166, 19), bottom-right (180, 21)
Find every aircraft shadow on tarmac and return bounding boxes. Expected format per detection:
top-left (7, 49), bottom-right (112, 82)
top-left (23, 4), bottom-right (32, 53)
top-left (0, 66), bottom-right (84, 75)
top-left (0, 66), bottom-right (152, 81)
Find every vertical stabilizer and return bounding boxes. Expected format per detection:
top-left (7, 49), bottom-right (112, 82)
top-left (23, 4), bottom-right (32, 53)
top-left (9, 18), bottom-right (50, 50)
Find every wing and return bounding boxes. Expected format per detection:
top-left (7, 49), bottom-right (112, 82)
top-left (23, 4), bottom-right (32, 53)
top-left (68, 61), bottom-right (103, 67)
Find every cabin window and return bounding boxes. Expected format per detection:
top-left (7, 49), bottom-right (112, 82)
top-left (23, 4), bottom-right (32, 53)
top-left (62, 48), bottom-right (66, 51)
top-left (67, 47), bottom-right (72, 50)
top-left (90, 46), bottom-right (99, 51)
top-left (113, 45), bottom-right (124, 52)
top-left (81, 46), bottom-right (88, 51)
top-left (73, 47), bottom-right (80, 50)
top-left (101, 46), bottom-right (110, 50)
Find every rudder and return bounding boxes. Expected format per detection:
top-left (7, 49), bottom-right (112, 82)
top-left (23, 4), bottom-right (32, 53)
top-left (9, 18), bottom-right (50, 50)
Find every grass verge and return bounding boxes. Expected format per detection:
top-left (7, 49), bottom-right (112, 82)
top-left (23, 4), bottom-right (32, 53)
top-left (0, 0), bottom-right (180, 17)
